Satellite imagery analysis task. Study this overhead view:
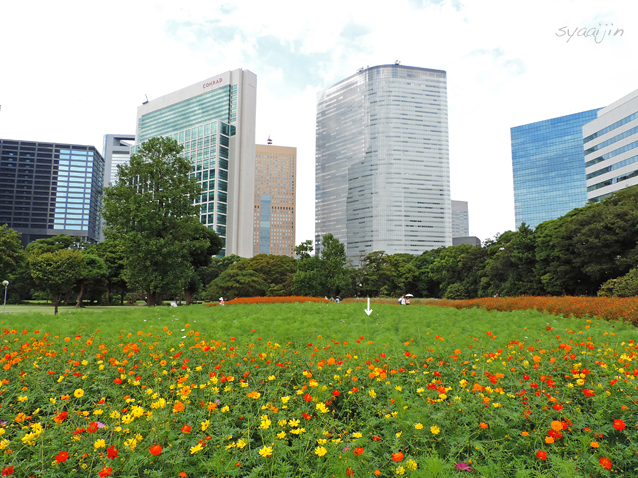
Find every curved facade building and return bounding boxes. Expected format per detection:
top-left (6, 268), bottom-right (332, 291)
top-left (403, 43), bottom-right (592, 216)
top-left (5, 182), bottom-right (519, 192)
top-left (315, 64), bottom-right (451, 264)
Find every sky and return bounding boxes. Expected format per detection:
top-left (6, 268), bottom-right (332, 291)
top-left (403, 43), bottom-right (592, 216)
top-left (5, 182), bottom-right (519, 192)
top-left (1, 0), bottom-right (637, 246)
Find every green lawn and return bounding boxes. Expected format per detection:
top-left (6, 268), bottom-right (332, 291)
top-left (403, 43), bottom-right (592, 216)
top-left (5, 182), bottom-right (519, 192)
top-left (0, 302), bottom-right (635, 477)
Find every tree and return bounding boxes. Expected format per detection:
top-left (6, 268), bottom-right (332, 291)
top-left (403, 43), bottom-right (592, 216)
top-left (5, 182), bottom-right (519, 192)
top-left (198, 255), bottom-right (245, 292)
top-left (183, 225), bottom-right (224, 305)
top-left (0, 225), bottom-right (27, 303)
top-left (233, 254), bottom-right (297, 296)
top-left (102, 136), bottom-right (217, 306)
top-left (319, 234), bottom-right (348, 296)
top-left (92, 238), bottom-right (128, 305)
top-left (74, 252), bottom-right (107, 307)
top-left (29, 249), bottom-right (85, 314)
top-left (25, 234), bottom-right (81, 254)
top-left (204, 269), bottom-right (268, 300)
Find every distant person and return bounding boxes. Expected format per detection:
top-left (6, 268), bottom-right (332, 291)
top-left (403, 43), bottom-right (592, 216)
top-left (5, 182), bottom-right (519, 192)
top-left (219, 297), bottom-right (225, 306)
top-left (406, 297), bottom-right (411, 305)
top-left (399, 295), bottom-right (406, 305)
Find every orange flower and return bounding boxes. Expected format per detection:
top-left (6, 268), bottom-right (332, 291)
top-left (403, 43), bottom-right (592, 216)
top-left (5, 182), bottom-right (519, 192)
top-left (479, 422), bottom-right (488, 429)
top-left (521, 431), bottom-right (529, 436)
top-left (590, 442), bottom-right (599, 448)
top-left (149, 444), bottom-right (162, 456)
top-left (536, 450), bottom-right (547, 461)
top-left (353, 447), bottom-right (364, 456)
top-left (179, 473), bottom-right (187, 478)
top-left (374, 471), bottom-right (382, 476)
top-left (392, 452), bottom-right (404, 462)
top-left (600, 457), bottom-right (612, 470)
top-left (181, 425), bottom-right (191, 433)
top-left (173, 401), bottom-right (185, 413)
top-left (613, 419), bottom-right (626, 431)
top-left (550, 421), bottom-right (563, 432)
top-left (345, 467), bottom-right (354, 477)
top-left (545, 436), bottom-right (554, 444)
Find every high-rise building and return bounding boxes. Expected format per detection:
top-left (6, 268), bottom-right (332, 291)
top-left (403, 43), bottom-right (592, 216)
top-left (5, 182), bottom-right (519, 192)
top-left (511, 109), bottom-right (600, 229)
top-left (315, 64), bottom-right (451, 264)
top-left (133, 69), bottom-right (257, 257)
top-left (103, 134), bottom-right (135, 186)
top-left (584, 88), bottom-right (638, 203)
top-left (253, 139), bottom-right (296, 257)
top-left (451, 200), bottom-right (469, 238)
top-left (0, 139), bottom-right (104, 246)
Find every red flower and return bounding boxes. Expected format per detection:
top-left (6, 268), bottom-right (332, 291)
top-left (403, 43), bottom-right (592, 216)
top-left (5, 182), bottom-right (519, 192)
top-left (302, 412), bottom-right (312, 420)
top-left (304, 393), bottom-right (312, 402)
top-left (345, 467), bottom-right (354, 477)
top-left (613, 419), bottom-right (626, 431)
top-left (113, 378), bottom-right (122, 384)
top-left (2, 466), bottom-right (13, 476)
top-left (536, 450), bottom-right (547, 461)
top-left (392, 452), bottom-right (404, 462)
top-left (583, 389), bottom-right (595, 397)
top-left (107, 445), bottom-right (119, 459)
top-left (553, 404), bottom-right (563, 411)
top-left (181, 425), bottom-right (191, 433)
top-left (372, 436), bottom-right (381, 441)
top-left (353, 447), bottom-right (364, 456)
top-left (98, 467), bottom-right (113, 477)
top-left (332, 390), bottom-right (340, 397)
top-left (55, 451), bottom-right (69, 463)
top-left (87, 422), bottom-right (99, 433)
top-left (149, 444), bottom-right (162, 456)
top-left (53, 411), bottom-right (68, 423)
top-left (600, 457), bottom-right (612, 470)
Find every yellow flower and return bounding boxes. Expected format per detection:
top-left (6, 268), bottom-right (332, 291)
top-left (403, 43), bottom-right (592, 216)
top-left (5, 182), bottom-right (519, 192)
top-left (94, 439), bottom-right (106, 449)
top-left (369, 389), bottom-right (377, 398)
top-left (236, 439), bottom-right (247, 448)
top-left (124, 438), bottom-right (137, 450)
top-left (190, 443), bottom-right (203, 454)
top-left (221, 406), bottom-right (229, 413)
top-left (281, 396), bottom-right (290, 404)
top-left (121, 414), bottom-right (134, 424)
top-left (290, 428), bottom-right (306, 435)
top-left (74, 389), bottom-right (84, 398)
top-left (93, 409), bottom-right (104, 415)
top-left (49, 398), bottom-right (56, 404)
top-left (396, 466), bottom-right (405, 475)
top-left (259, 415), bottom-right (272, 429)
top-left (201, 419), bottom-right (210, 431)
top-left (315, 446), bottom-right (327, 457)
top-left (110, 411), bottom-right (120, 419)
top-left (0, 440), bottom-right (8, 450)
top-left (317, 439), bottom-right (327, 445)
top-left (259, 445), bottom-right (273, 457)
top-left (289, 419), bottom-right (300, 427)
top-left (277, 431), bottom-right (287, 439)
top-left (268, 375), bottom-right (276, 380)
top-left (406, 459), bottom-right (418, 471)
top-left (431, 425), bottom-right (440, 435)
top-left (18, 395), bottom-right (27, 402)
top-left (352, 432), bottom-right (362, 438)
top-left (395, 386), bottom-right (402, 392)
top-left (278, 419), bottom-right (288, 427)
top-left (415, 423), bottom-right (423, 430)
top-left (396, 431), bottom-right (402, 438)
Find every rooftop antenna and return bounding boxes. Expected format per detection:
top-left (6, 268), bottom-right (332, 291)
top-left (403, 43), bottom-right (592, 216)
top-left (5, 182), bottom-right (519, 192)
top-left (395, 60), bottom-right (401, 65)
top-left (143, 94), bottom-right (148, 105)
top-left (267, 135), bottom-right (272, 145)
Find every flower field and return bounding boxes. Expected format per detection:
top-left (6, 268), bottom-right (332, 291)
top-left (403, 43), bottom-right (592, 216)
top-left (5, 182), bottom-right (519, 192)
top-left (1, 302), bottom-right (637, 477)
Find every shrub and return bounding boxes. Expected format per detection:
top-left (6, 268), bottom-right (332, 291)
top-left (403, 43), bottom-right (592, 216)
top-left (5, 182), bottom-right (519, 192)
top-left (444, 283), bottom-right (468, 300)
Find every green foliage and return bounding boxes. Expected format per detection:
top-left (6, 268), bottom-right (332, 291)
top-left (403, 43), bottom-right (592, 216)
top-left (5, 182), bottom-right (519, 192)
top-left (443, 282), bottom-right (468, 299)
top-left (233, 254), bottom-right (296, 295)
top-left (28, 249), bottom-right (85, 314)
top-left (598, 268), bottom-right (638, 297)
top-left (204, 268), bottom-right (269, 300)
top-left (102, 136), bottom-right (217, 306)
top-left (0, 225), bottom-right (27, 303)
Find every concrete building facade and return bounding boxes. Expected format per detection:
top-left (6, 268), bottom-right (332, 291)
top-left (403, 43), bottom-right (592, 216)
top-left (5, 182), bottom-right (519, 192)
top-left (451, 200), bottom-right (469, 238)
top-left (584, 88), bottom-right (638, 203)
top-left (0, 139), bottom-right (104, 246)
top-left (253, 141), bottom-right (296, 257)
top-left (511, 109), bottom-right (600, 229)
top-left (133, 69), bottom-right (257, 257)
top-left (315, 64), bottom-right (451, 265)
top-left (103, 134), bottom-right (135, 186)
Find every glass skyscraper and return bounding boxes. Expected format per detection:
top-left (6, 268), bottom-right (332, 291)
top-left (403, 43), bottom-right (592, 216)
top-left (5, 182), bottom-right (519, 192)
top-left (511, 109), bottom-right (600, 229)
top-left (315, 64), bottom-right (451, 264)
top-left (0, 139), bottom-right (104, 245)
top-left (584, 88), bottom-right (638, 203)
top-left (134, 69), bottom-right (257, 257)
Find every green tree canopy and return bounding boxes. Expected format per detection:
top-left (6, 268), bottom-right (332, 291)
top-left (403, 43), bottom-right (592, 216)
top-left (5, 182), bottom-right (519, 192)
top-left (102, 136), bottom-right (220, 306)
top-left (29, 249), bottom-right (85, 314)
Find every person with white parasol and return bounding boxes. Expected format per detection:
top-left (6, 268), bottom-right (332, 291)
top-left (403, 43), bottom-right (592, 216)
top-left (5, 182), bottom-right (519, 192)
top-left (405, 293), bottom-right (413, 305)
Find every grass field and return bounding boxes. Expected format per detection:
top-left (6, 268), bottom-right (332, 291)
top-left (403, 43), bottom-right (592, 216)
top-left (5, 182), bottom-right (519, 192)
top-left (1, 302), bottom-right (637, 477)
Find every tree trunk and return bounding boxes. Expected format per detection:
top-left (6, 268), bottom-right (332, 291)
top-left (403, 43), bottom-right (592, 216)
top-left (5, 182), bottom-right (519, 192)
top-left (120, 287), bottom-right (125, 306)
top-left (106, 282), bottom-right (111, 304)
top-left (146, 290), bottom-right (156, 307)
top-left (184, 289), bottom-right (193, 306)
top-left (53, 295), bottom-right (60, 315)
top-left (64, 292), bottom-right (72, 306)
top-left (76, 282), bottom-right (85, 308)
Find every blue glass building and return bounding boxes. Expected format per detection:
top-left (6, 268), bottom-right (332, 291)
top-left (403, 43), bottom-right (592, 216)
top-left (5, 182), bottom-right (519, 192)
top-left (511, 109), bottom-right (600, 229)
top-left (0, 139), bottom-right (104, 246)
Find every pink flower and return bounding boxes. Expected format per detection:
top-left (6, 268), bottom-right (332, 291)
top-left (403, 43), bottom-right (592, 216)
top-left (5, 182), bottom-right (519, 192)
top-left (456, 462), bottom-right (473, 472)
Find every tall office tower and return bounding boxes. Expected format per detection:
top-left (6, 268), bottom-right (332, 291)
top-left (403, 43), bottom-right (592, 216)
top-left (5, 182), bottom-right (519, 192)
top-left (511, 109), bottom-right (600, 229)
top-left (451, 200), bottom-right (469, 238)
top-left (133, 69), bottom-right (257, 257)
top-left (315, 64), bottom-right (451, 264)
top-left (0, 139), bottom-right (104, 246)
top-left (253, 139), bottom-right (297, 257)
top-left (103, 134), bottom-right (135, 186)
top-left (584, 88), bottom-right (638, 203)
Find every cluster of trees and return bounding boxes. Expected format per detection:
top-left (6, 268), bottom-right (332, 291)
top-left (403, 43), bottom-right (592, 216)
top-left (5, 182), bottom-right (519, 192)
top-left (2, 137), bottom-right (637, 308)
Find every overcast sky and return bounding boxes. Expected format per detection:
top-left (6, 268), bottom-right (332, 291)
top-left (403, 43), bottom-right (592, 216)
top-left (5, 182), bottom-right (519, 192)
top-left (1, 0), bottom-right (637, 246)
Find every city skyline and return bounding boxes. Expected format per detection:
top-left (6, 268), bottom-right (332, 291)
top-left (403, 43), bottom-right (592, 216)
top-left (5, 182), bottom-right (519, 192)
top-left (1, 0), bottom-right (637, 246)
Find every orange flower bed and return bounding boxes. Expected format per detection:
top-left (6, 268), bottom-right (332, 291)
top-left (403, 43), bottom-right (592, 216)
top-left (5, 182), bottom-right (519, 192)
top-left (206, 296), bottom-right (330, 306)
top-left (422, 296), bottom-right (638, 323)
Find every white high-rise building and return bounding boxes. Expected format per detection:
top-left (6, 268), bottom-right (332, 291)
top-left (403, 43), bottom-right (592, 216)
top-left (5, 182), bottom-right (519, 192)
top-left (133, 69), bottom-right (257, 257)
top-left (315, 64), bottom-right (451, 264)
top-left (584, 88), bottom-right (638, 203)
